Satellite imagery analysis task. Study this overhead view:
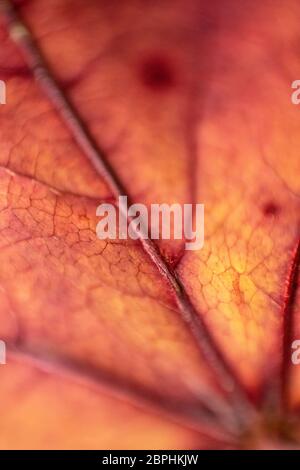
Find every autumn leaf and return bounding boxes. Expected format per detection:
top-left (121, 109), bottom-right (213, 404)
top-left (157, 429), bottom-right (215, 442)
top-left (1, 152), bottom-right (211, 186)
top-left (0, 0), bottom-right (299, 450)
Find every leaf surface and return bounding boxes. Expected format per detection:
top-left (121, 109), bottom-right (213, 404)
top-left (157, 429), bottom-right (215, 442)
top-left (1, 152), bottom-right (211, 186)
top-left (0, 0), bottom-right (299, 449)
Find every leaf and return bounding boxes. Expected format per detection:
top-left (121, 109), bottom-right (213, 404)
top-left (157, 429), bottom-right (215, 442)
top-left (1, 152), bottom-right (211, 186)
top-left (0, 0), bottom-right (299, 449)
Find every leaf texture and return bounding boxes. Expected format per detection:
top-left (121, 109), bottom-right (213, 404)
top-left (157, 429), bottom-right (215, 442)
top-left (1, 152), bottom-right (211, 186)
top-left (0, 0), bottom-right (299, 449)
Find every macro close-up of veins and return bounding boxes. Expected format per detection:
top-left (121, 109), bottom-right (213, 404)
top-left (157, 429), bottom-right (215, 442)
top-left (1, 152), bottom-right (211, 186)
top-left (0, 0), bottom-right (299, 450)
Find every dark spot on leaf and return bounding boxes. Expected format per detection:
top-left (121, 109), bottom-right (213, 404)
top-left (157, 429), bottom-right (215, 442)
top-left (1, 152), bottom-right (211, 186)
top-left (139, 54), bottom-right (176, 92)
top-left (0, 66), bottom-right (31, 79)
top-left (11, 0), bottom-right (30, 6)
top-left (263, 201), bottom-right (280, 217)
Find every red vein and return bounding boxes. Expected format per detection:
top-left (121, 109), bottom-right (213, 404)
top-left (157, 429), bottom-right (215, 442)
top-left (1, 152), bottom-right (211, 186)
top-left (0, 0), bottom-right (256, 425)
top-left (281, 236), bottom-right (300, 409)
